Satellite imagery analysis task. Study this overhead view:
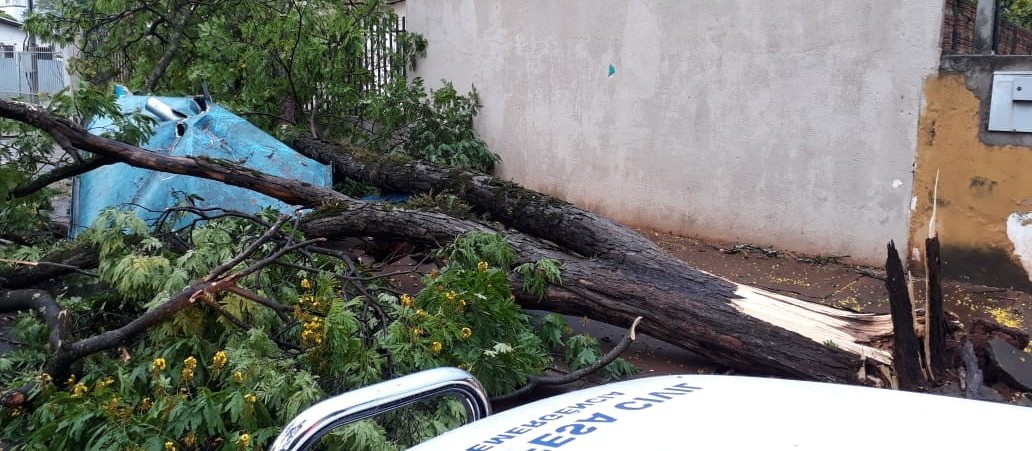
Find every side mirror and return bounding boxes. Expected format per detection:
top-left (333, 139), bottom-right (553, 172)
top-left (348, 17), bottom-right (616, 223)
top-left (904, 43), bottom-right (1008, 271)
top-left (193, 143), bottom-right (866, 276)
top-left (269, 367), bottom-right (491, 451)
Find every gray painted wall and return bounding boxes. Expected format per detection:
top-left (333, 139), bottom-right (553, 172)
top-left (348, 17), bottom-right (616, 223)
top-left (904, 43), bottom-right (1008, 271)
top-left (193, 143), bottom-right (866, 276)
top-left (405, 0), bottom-right (945, 264)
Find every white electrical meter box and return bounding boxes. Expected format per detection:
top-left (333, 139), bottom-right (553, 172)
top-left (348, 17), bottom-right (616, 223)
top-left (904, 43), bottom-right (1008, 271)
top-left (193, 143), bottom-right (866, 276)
top-left (988, 72), bottom-right (1032, 132)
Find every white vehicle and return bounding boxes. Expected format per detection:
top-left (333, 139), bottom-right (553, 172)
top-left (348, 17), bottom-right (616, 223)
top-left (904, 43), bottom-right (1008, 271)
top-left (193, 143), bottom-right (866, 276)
top-left (271, 367), bottom-right (1032, 450)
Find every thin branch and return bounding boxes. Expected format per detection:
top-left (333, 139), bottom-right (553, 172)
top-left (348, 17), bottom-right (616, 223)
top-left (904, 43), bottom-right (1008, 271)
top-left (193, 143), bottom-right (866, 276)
top-left (0, 258), bottom-right (99, 278)
top-left (232, 237), bottom-right (326, 280)
top-left (10, 155), bottom-right (115, 198)
top-left (491, 316), bottom-right (643, 403)
top-left (200, 293), bottom-right (249, 329)
top-left (204, 214), bottom-right (291, 281)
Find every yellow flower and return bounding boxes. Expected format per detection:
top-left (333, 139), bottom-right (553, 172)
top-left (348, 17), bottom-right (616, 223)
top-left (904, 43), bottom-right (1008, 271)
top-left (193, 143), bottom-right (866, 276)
top-left (430, 269), bottom-right (439, 279)
top-left (244, 393), bottom-right (257, 405)
top-left (65, 374), bottom-right (76, 388)
top-left (183, 356), bottom-right (198, 370)
top-left (181, 367), bottom-right (195, 382)
top-left (152, 358), bottom-right (167, 372)
top-left (183, 432), bottom-right (197, 446)
top-left (239, 433), bottom-right (252, 448)
top-left (164, 441), bottom-right (177, 451)
top-left (415, 308), bottom-right (427, 317)
top-left (212, 351), bottom-right (228, 370)
top-left (400, 294), bottom-right (414, 307)
top-left (11, 407), bottom-right (22, 417)
top-left (461, 327), bottom-right (472, 339)
top-left (233, 371), bottom-right (245, 384)
top-left (140, 397), bottom-right (153, 411)
top-left (103, 396), bottom-right (121, 415)
top-left (301, 278), bottom-right (311, 289)
top-left (477, 261), bottom-right (489, 272)
top-left (412, 326), bottom-right (423, 337)
top-left (431, 341), bottom-right (443, 353)
top-left (40, 373), bottom-right (52, 384)
top-left (96, 376), bottom-right (114, 390)
top-left (72, 383), bottom-right (88, 398)
top-left (445, 291), bottom-right (457, 301)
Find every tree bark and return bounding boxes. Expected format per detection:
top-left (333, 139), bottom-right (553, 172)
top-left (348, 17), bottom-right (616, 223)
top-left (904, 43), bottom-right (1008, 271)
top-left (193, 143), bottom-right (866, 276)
top-left (924, 236), bottom-right (948, 382)
top-left (142, 2), bottom-right (196, 93)
top-left (0, 243), bottom-right (99, 290)
top-left (301, 203), bottom-right (894, 383)
top-left (0, 99), bottom-right (898, 384)
top-left (885, 241), bottom-right (927, 391)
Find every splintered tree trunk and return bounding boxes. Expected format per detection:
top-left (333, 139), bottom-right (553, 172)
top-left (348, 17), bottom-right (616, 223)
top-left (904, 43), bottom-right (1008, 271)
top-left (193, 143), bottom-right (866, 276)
top-left (885, 241), bottom-right (927, 391)
top-left (924, 236), bottom-right (948, 381)
top-left (0, 99), bottom-right (897, 384)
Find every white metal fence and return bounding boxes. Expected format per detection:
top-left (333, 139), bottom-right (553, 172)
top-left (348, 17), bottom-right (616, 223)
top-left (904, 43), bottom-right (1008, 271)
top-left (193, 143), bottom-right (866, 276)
top-left (0, 49), bottom-right (68, 102)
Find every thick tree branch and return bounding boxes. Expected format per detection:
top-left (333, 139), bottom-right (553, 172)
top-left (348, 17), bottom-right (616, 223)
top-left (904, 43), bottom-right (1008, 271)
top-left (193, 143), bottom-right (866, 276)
top-left (0, 289), bottom-right (71, 353)
top-left (0, 99), bottom-right (344, 207)
top-left (0, 289), bottom-right (73, 408)
top-left (291, 137), bottom-right (659, 260)
top-left (0, 258), bottom-right (98, 279)
top-left (0, 243), bottom-right (99, 290)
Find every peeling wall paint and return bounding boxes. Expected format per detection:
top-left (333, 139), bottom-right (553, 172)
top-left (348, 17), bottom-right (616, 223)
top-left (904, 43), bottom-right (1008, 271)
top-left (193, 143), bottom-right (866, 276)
top-left (911, 68), bottom-right (1032, 290)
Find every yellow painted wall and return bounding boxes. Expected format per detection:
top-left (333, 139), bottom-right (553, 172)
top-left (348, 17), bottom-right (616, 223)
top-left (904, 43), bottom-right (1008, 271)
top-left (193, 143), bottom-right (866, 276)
top-left (911, 74), bottom-right (1032, 290)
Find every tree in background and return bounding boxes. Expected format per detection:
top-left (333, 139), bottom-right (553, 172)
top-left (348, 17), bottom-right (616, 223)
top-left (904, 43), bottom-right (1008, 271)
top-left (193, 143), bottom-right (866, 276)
top-left (27, 0), bottom-right (496, 172)
top-left (1002, 0), bottom-right (1032, 29)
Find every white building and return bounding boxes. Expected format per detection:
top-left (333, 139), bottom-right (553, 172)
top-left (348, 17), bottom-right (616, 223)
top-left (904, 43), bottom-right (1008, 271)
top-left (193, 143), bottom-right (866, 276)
top-left (0, 0), bottom-right (68, 100)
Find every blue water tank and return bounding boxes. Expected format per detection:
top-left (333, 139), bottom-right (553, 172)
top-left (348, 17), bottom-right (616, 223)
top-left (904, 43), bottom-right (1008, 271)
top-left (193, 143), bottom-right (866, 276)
top-left (70, 89), bottom-right (332, 236)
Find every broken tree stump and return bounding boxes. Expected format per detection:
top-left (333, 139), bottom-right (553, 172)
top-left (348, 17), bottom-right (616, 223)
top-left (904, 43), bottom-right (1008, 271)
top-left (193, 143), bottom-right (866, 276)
top-left (924, 236), bottom-right (948, 382)
top-left (886, 241), bottom-right (927, 391)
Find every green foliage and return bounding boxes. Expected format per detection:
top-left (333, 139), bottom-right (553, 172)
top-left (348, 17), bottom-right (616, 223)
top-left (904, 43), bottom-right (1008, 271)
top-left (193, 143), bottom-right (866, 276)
top-left (1003, 0), bottom-right (1032, 29)
top-left (538, 314), bottom-right (639, 382)
top-left (27, 0), bottom-right (496, 172)
top-left (0, 86), bottom-right (153, 241)
top-left (402, 255), bottom-right (550, 395)
top-left (515, 258), bottom-right (563, 299)
top-left (405, 192), bottom-right (474, 219)
top-left (537, 313), bottom-right (569, 351)
top-left (438, 231), bottom-right (517, 270)
top-left (357, 79), bottom-right (499, 172)
top-left (1, 215), bottom-right (600, 449)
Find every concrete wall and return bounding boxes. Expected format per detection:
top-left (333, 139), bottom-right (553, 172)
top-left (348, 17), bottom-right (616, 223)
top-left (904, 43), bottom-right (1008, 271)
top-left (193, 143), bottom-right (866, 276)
top-left (910, 56), bottom-right (1032, 291)
top-left (405, 0), bottom-right (944, 265)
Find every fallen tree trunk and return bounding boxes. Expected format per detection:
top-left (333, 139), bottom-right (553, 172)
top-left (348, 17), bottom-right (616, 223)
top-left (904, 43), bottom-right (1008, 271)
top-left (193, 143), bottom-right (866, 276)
top-left (0, 98), bottom-right (896, 384)
top-left (301, 204), bottom-right (894, 382)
